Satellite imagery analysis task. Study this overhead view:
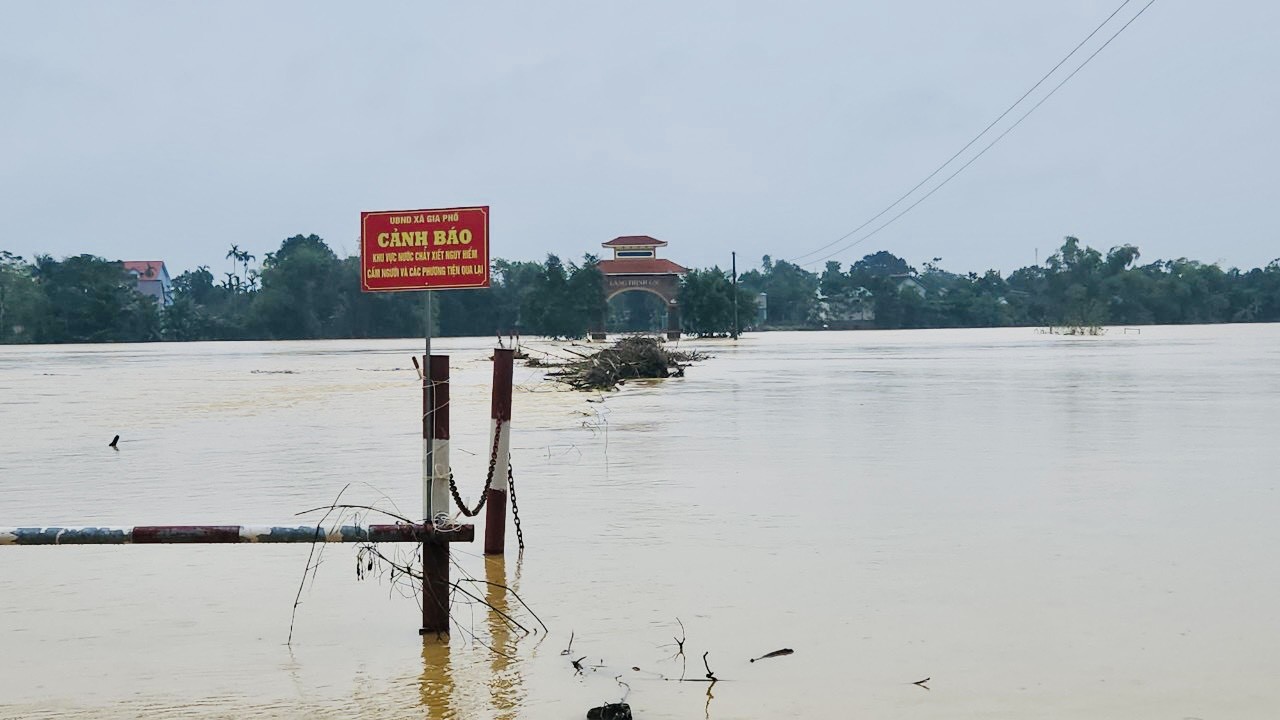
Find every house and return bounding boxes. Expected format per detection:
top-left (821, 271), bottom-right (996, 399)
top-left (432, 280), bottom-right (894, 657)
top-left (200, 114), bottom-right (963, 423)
top-left (891, 274), bottom-right (928, 298)
top-left (122, 261), bottom-right (174, 306)
top-left (890, 273), bottom-right (950, 298)
top-left (819, 286), bottom-right (875, 329)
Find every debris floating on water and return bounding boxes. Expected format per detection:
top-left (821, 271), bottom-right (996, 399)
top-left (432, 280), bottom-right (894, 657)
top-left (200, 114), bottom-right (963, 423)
top-left (541, 337), bottom-right (707, 391)
top-left (749, 648), bottom-right (794, 662)
top-left (586, 702), bottom-right (632, 720)
top-left (108, 435), bottom-right (119, 450)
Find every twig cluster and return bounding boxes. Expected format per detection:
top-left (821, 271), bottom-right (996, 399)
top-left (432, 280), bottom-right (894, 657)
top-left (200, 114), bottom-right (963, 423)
top-left (538, 337), bottom-right (708, 390)
top-left (287, 492), bottom-right (546, 652)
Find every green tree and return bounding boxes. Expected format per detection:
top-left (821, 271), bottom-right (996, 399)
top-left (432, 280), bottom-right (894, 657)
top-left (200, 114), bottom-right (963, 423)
top-left (0, 252), bottom-right (43, 343)
top-left (518, 254), bottom-right (604, 338)
top-left (251, 234), bottom-right (342, 339)
top-left (738, 256), bottom-right (819, 325)
top-left (679, 266), bottom-right (756, 335)
top-left (31, 254), bottom-right (160, 343)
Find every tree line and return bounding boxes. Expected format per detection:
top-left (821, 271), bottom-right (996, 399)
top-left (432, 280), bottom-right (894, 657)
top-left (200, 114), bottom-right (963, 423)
top-left (1, 235), bottom-right (1277, 344)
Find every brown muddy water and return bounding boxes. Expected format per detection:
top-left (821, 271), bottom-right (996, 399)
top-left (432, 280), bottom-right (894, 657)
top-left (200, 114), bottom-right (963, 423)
top-left (1, 326), bottom-right (1278, 719)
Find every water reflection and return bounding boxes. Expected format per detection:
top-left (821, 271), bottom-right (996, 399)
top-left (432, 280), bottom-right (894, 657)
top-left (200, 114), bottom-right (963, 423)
top-left (419, 636), bottom-right (456, 719)
top-left (484, 554), bottom-right (524, 719)
top-left (417, 556), bottom-right (527, 719)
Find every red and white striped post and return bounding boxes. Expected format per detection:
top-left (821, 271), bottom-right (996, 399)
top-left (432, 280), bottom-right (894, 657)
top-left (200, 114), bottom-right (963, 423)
top-left (428, 355), bottom-right (451, 522)
top-left (422, 354), bottom-right (451, 634)
top-left (484, 349), bottom-right (514, 555)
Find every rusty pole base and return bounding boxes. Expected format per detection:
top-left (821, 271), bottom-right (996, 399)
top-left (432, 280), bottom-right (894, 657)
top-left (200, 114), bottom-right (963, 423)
top-left (420, 537), bottom-right (452, 634)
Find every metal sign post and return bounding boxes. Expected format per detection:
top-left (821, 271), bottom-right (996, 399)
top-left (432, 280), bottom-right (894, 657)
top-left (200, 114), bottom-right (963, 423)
top-left (423, 289), bottom-right (433, 524)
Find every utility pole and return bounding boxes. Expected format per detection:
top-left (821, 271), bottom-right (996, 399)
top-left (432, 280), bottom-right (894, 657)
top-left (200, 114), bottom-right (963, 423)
top-left (731, 251), bottom-right (739, 340)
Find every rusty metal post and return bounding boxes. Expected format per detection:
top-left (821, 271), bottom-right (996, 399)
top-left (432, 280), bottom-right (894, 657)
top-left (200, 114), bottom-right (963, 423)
top-left (484, 349), bottom-right (514, 555)
top-left (421, 536), bottom-right (450, 635)
top-left (422, 354), bottom-right (451, 634)
top-left (422, 292), bottom-right (433, 522)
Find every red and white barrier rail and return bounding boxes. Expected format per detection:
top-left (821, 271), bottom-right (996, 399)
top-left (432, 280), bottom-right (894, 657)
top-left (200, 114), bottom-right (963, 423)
top-left (0, 524), bottom-right (473, 545)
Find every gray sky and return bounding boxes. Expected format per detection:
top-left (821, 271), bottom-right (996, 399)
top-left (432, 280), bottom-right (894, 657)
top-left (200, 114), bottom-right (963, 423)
top-left (2, 1), bottom-right (1276, 277)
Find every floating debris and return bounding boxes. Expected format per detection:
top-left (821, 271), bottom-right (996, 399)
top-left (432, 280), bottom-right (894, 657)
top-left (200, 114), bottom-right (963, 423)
top-left (586, 702), bottom-right (632, 720)
top-left (108, 434), bottom-right (119, 450)
top-left (542, 337), bottom-right (706, 391)
top-left (749, 648), bottom-right (794, 662)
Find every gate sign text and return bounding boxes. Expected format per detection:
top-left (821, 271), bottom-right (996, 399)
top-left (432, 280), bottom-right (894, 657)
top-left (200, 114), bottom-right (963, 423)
top-left (360, 206), bottom-right (490, 292)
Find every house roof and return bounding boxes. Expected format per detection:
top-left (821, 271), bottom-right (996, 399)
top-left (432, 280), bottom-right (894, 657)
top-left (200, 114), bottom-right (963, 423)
top-left (122, 261), bottom-right (168, 280)
top-left (597, 258), bottom-right (688, 275)
top-left (602, 235), bottom-right (667, 248)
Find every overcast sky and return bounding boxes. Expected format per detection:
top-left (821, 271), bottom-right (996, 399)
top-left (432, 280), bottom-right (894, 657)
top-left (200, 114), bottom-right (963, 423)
top-left (2, 1), bottom-right (1276, 277)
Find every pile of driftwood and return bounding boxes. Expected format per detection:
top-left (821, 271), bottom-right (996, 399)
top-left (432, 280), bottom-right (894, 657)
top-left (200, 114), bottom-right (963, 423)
top-left (538, 337), bottom-right (706, 391)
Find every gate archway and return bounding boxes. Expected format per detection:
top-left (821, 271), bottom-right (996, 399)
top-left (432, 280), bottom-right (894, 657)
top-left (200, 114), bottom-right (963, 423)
top-left (590, 236), bottom-right (688, 340)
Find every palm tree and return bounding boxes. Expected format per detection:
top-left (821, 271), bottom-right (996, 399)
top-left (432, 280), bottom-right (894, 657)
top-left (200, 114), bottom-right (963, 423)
top-left (240, 251), bottom-right (256, 288)
top-left (226, 245), bottom-right (241, 282)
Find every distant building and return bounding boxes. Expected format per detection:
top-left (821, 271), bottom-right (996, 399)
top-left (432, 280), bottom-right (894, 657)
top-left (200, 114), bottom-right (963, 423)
top-left (892, 274), bottom-right (927, 298)
top-left (122, 261), bottom-right (174, 306)
top-left (890, 273), bottom-right (949, 298)
top-left (819, 286), bottom-right (875, 329)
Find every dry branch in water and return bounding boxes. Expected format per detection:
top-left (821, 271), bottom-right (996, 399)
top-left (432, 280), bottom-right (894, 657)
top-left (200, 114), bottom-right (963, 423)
top-left (288, 483), bottom-right (351, 645)
top-left (287, 492), bottom-right (545, 653)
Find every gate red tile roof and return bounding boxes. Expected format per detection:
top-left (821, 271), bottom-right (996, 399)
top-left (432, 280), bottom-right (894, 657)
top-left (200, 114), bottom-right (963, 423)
top-left (598, 258), bottom-right (688, 275)
top-left (602, 235), bottom-right (667, 248)
top-left (122, 261), bottom-right (166, 279)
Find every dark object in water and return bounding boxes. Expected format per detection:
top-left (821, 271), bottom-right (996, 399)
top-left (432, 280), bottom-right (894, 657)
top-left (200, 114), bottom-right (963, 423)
top-left (586, 702), bottom-right (632, 720)
top-left (546, 337), bottom-right (706, 391)
top-left (913, 676), bottom-right (931, 690)
top-left (749, 648), bottom-right (794, 662)
top-left (108, 435), bottom-right (120, 450)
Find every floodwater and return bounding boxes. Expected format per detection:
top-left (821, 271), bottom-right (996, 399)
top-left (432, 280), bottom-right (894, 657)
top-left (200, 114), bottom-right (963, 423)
top-left (1, 325), bottom-right (1278, 719)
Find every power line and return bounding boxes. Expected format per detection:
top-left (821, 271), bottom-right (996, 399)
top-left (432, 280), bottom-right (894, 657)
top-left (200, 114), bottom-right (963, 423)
top-left (789, 0), bottom-right (1136, 263)
top-left (800, 0), bottom-right (1158, 269)
top-left (786, 0), bottom-right (1140, 264)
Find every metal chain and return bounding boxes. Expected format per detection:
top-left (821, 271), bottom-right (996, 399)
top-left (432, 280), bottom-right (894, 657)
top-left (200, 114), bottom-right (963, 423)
top-left (507, 461), bottom-right (525, 551)
top-left (447, 419), bottom-right (503, 517)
